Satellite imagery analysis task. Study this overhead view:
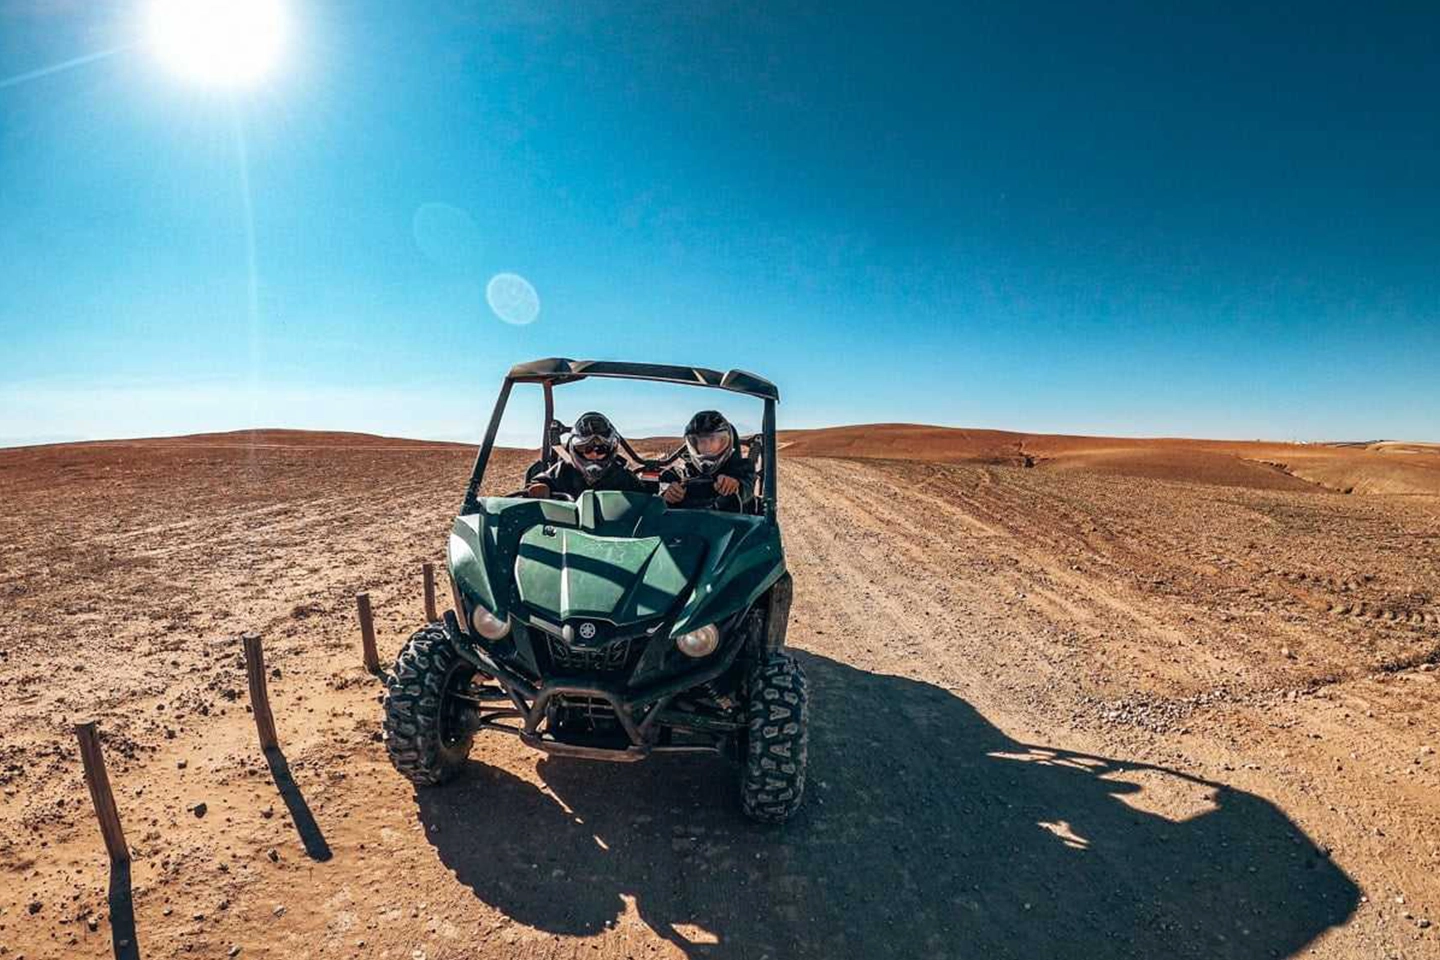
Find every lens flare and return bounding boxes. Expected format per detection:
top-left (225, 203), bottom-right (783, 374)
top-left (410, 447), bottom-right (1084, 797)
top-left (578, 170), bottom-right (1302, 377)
top-left (486, 273), bottom-right (541, 326)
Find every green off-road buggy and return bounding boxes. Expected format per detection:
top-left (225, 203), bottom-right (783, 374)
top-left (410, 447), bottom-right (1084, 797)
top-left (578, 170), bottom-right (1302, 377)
top-left (383, 358), bottom-right (808, 822)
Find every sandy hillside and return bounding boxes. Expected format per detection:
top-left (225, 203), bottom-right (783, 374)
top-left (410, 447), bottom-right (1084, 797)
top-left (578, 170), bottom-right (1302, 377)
top-left (780, 423), bottom-right (1440, 495)
top-left (1, 428), bottom-right (1438, 959)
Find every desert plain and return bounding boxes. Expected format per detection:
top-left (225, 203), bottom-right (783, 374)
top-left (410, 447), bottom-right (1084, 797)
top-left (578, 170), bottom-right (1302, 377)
top-left (1, 425), bottom-right (1438, 959)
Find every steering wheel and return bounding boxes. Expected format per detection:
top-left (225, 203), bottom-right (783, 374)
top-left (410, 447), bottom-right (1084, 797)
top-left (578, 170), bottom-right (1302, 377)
top-left (666, 475), bottom-right (726, 510)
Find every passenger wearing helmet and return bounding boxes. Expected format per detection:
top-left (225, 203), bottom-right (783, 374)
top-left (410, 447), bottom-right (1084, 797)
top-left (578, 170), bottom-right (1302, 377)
top-left (526, 411), bottom-right (646, 499)
top-left (659, 410), bottom-right (755, 512)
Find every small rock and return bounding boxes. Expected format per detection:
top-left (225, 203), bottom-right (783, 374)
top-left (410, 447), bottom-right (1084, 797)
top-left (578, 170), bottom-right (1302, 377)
top-left (193, 802), bottom-right (207, 818)
top-left (260, 806), bottom-right (274, 819)
top-left (27, 901), bottom-right (41, 915)
top-left (229, 947), bottom-right (242, 958)
top-left (272, 905), bottom-right (286, 918)
top-left (1418, 918), bottom-right (1431, 929)
top-left (176, 760), bottom-right (187, 770)
top-left (267, 849), bottom-right (279, 862)
top-left (86, 917), bottom-right (98, 932)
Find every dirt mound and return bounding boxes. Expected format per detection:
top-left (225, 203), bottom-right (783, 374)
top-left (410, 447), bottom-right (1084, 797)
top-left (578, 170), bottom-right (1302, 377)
top-left (103, 428), bottom-right (473, 449)
top-left (780, 424), bottom-right (1440, 495)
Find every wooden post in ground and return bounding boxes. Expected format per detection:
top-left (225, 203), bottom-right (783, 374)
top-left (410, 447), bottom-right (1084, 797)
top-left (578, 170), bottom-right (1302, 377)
top-left (242, 632), bottom-right (279, 750)
top-left (74, 722), bottom-right (129, 864)
top-left (423, 562), bottom-right (440, 623)
top-left (357, 591), bottom-right (380, 673)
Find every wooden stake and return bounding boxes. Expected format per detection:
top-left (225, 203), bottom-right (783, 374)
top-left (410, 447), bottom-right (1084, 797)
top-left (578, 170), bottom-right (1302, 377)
top-left (242, 632), bottom-right (279, 750)
top-left (357, 591), bottom-right (380, 673)
top-left (74, 722), bottom-right (129, 864)
top-left (423, 562), bottom-right (440, 623)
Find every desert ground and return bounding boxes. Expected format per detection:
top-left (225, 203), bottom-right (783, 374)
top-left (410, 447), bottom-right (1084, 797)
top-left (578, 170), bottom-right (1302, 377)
top-left (2, 427), bottom-right (1438, 959)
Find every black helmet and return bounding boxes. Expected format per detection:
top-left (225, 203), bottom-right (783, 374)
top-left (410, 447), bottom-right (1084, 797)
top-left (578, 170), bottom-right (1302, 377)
top-left (567, 411), bottom-right (621, 483)
top-left (683, 410), bottom-right (735, 476)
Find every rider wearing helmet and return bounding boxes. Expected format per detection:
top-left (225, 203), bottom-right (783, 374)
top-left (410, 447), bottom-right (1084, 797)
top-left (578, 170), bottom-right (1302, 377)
top-left (659, 410), bottom-right (755, 512)
top-left (526, 411), bottom-right (646, 499)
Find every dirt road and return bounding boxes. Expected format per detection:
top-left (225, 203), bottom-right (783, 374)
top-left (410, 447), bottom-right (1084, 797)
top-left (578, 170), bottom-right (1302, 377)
top-left (2, 437), bottom-right (1437, 958)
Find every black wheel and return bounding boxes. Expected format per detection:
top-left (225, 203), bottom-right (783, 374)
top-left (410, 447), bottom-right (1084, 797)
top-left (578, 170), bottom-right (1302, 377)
top-left (740, 653), bottom-right (809, 823)
top-left (383, 623), bottom-right (478, 786)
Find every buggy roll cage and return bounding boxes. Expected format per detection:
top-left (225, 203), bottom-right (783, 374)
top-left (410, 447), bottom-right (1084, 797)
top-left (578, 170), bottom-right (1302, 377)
top-left (461, 358), bottom-right (780, 519)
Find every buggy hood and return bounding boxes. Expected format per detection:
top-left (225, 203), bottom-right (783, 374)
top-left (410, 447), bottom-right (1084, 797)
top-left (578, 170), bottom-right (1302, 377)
top-left (448, 490), bottom-right (783, 635)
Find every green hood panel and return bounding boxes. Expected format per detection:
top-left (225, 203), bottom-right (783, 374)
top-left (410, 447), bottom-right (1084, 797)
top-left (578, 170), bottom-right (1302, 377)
top-left (514, 527), bottom-right (704, 624)
top-left (449, 490), bottom-right (783, 633)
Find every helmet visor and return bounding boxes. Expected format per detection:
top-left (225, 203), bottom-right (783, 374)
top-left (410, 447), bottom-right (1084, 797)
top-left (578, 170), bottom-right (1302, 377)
top-left (688, 431), bottom-right (731, 459)
top-left (573, 435), bottom-right (615, 461)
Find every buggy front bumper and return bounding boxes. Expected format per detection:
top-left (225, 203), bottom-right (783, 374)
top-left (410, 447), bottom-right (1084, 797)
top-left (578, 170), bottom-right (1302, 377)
top-left (443, 612), bottom-right (739, 762)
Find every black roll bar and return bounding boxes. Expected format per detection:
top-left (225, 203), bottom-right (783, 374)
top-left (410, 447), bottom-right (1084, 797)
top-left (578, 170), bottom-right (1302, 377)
top-left (762, 398), bottom-right (777, 517)
top-left (461, 379), bottom-right (513, 514)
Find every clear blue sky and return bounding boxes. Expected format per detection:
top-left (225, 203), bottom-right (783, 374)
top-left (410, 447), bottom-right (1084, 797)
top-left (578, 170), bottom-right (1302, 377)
top-left (2, 1), bottom-right (1437, 446)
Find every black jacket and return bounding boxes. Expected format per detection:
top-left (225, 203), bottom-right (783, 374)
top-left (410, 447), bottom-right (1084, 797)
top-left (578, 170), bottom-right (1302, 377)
top-left (659, 450), bottom-right (756, 512)
top-left (532, 458), bottom-right (646, 499)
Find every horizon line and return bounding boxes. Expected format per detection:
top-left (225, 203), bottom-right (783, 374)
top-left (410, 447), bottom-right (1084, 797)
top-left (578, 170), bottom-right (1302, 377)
top-left (1, 422), bottom-right (1427, 453)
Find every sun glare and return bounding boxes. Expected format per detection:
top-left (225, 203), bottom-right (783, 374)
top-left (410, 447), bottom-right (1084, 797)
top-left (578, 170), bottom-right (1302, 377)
top-left (146, 0), bottom-right (288, 88)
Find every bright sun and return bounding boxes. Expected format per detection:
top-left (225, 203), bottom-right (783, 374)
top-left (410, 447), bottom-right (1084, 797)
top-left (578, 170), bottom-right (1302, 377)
top-left (146, 0), bottom-right (288, 88)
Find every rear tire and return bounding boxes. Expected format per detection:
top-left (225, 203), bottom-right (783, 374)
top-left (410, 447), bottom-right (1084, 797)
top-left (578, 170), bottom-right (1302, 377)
top-left (383, 624), bottom-right (476, 786)
top-left (740, 653), bottom-right (809, 823)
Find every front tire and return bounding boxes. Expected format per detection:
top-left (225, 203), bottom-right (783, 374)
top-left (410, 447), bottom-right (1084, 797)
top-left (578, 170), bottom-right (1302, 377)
top-left (740, 653), bottom-right (809, 823)
top-left (383, 624), bottom-right (477, 786)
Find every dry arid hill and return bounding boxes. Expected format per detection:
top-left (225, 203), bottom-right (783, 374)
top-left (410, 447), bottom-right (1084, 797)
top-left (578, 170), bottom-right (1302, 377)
top-left (6, 428), bottom-right (474, 453)
top-left (779, 423), bottom-right (1440, 496)
top-left (1, 426), bottom-right (1438, 959)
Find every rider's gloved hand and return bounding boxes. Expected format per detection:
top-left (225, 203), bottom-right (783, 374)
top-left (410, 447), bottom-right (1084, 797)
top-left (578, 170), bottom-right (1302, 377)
top-left (713, 474), bottom-right (740, 497)
top-left (661, 482), bottom-right (686, 504)
top-left (526, 481), bottom-right (551, 499)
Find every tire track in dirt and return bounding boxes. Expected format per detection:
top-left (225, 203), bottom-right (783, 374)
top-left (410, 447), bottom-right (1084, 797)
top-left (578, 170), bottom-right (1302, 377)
top-left (792, 459), bottom-right (1263, 703)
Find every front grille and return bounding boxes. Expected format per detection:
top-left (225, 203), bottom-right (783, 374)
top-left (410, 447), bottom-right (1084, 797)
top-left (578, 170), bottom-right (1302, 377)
top-left (545, 633), bottom-right (633, 674)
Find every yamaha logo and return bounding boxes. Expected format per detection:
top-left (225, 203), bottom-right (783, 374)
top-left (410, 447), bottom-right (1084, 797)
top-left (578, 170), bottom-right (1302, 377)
top-left (578, 622), bottom-right (597, 640)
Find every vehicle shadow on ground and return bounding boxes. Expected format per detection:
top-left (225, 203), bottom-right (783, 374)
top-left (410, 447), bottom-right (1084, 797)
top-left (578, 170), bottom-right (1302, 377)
top-left (416, 652), bottom-right (1359, 959)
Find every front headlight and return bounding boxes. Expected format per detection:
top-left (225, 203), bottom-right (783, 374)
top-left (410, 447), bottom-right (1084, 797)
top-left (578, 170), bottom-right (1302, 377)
top-left (471, 605), bottom-right (512, 640)
top-left (675, 624), bottom-right (720, 658)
